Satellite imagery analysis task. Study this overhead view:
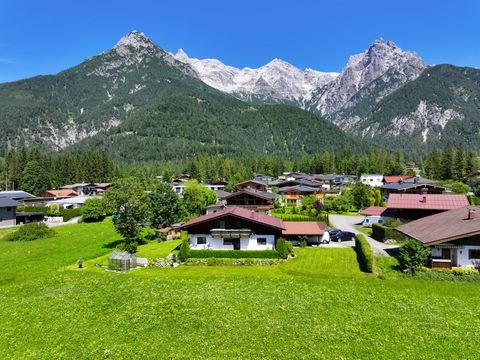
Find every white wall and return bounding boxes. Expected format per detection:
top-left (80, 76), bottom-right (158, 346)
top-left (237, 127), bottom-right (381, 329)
top-left (360, 175), bottom-right (384, 187)
top-left (432, 245), bottom-right (480, 267)
top-left (190, 234), bottom-right (275, 250)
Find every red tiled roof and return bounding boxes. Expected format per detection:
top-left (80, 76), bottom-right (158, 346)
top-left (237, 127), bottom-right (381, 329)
top-left (43, 189), bottom-right (79, 197)
top-left (179, 206), bottom-right (285, 230)
top-left (282, 221), bottom-right (326, 236)
top-left (387, 194), bottom-right (469, 211)
top-left (396, 206), bottom-right (480, 245)
top-left (383, 175), bottom-right (414, 184)
top-left (359, 206), bottom-right (388, 216)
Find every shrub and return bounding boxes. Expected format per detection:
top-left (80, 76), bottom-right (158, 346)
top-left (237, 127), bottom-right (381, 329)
top-left (6, 222), bottom-right (56, 242)
top-left (276, 238), bottom-right (290, 259)
top-left (61, 208), bottom-right (83, 222)
top-left (82, 198), bottom-right (107, 222)
top-left (372, 223), bottom-right (405, 243)
top-left (178, 239), bottom-right (191, 262)
top-left (189, 250), bottom-right (280, 259)
top-left (397, 239), bottom-right (431, 274)
top-left (355, 234), bottom-right (374, 273)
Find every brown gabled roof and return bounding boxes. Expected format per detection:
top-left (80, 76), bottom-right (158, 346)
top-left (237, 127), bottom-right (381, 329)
top-left (383, 175), bottom-right (414, 184)
top-left (179, 206), bottom-right (285, 231)
top-left (396, 206), bottom-right (480, 245)
top-left (235, 179), bottom-right (268, 187)
top-left (224, 188), bottom-right (276, 201)
top-left (42, 189), bottom-right (79, 197)
top-left (359, 206), bottom-right (388, 216)
top-left (282, 221), bottom-right (326, 236)
top-left (387, 194), bottom-right (469, 211)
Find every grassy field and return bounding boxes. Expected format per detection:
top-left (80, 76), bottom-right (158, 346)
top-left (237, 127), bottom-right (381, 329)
top-left (1, 221), bottom-right (479, 359)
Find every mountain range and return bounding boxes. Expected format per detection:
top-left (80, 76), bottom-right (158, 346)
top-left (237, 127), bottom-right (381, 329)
top-left (1, 30), bottom-right (480, 161)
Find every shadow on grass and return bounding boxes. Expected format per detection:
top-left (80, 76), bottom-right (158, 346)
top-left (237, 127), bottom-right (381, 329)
top-left (102, 239), bottom-right (124, 249)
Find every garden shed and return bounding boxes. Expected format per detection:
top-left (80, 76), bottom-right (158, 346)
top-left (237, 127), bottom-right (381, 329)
top-left (108, 251), bottom-right (137, 271)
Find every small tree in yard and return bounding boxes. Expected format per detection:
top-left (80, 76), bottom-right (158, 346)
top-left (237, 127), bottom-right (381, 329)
top-left (82, 197), bottom-right (108, 222)
top-left (178, 238), bottom-right (191, 262)
top-left (276, 238), bottom-right (290, 259)
top-left (397, 239), bottom-right (431, 274)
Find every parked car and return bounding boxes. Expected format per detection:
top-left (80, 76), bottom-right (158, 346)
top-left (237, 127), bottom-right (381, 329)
top-left (331, 231), bottom-right (355, 242)
top-left (327, 227), bottom-right (341, 237)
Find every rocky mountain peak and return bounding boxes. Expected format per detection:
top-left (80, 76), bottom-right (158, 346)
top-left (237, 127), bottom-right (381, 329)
top-left (114, 31), bottom-right (156, 51)
top-left (310, 39), bottom-right (427, 115)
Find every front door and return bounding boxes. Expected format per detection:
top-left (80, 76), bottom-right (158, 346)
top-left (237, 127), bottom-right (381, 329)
top-left (232, 238), bottom-right (241, 250)
top-left (441, 248), bottom-right (451, 259)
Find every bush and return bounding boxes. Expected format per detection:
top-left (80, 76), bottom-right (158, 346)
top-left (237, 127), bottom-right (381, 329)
top-left (276, 238), bottom-right (290, 259)
top-left (272, 212), bottom-right (328, 223)
top-left (397, 239), bottom-right (431, 274)
top-left (82, 198), bottom-right (107, 222)
top-left (178, 239), bottom-right (191, 262)
top-left (372, 223), bottom-right (405, 243)
top-left (355, 234), bottom-right (374, 273)
top-left (189, 250), bottom-right (280, 259)
top-left (61, 208), bottom-right (83, 222)
top-left (6, 222), bottom-right (56, 242)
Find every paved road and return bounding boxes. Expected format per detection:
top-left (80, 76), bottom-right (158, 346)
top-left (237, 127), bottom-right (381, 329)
top-left (328, 214), bottom-right (399, 256)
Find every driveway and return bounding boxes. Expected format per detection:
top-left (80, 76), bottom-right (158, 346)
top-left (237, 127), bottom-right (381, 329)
top-left (328, 214), bottom-right (399, 256)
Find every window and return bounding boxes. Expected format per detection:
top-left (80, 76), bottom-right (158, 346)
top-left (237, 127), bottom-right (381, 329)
top-left (223, 240), bottom-right (233, 246)
top-left (197, 237), bottom-right (207, 245)
top-left (6, 207), bottom-right (11, 212)
top-left (257, 238), bottom-right (267, 246)
top-left (468, 249), bottom-right (480, 259)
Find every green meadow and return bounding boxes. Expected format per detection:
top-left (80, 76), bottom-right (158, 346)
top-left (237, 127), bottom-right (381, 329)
top-left (0, 221), bottom-right (479, 359)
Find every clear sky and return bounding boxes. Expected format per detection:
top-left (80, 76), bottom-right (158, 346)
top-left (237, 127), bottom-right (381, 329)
top-left (0, 0), bottom-right (479, 83)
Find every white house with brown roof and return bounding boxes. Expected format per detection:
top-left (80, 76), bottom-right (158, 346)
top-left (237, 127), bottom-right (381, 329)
top-left (397, 206), bottom-right (480, 268)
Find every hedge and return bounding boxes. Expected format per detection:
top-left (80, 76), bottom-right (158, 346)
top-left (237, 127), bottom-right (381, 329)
top-left (272, 212), bottom-right (329, 224)
top-left (16, 206), bottom-right (83, 222)
top-left (355, 234), bottom-right (374, 273)
top-left (372, 223), bottom-right (404, 243)
top-left (61, 208), bottom-right (83, 222)
top-left (189, 250), bottom-right (281, 259)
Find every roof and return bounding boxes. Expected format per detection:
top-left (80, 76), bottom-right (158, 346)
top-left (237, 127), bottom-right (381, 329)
top-left (0, 198), bottom-right (20, 207)
top-left (95, 183), bottom-right (112, 188)
top-left (61, 183), bottom-right (95, 189)
top-left (387, 194), bottom-right (469, 211)
top-left (235, 179), bottom-right (267, 187)
top-left (396, 206), bottom-right (480, 245)
top-left (282, 221), bottom-right (326, 236)
top-left (43, 189), bottom-right (79, 197)
top-left (179, 206), bottom-right (285, 231)
top-left (224, 188), bottom-right (276, 201)
top-left (48, 195), bottom-right (94, 205)
top-left (380, 182), bottom-right (445, 192)
top-left (215, 190), bottom-right (232, 200)
top-left (0, 190), bottom-right (34, 199)
top-left (359, 206), bottom-right (388, 216)
top-left (383, 175), bottom-right (414, 184)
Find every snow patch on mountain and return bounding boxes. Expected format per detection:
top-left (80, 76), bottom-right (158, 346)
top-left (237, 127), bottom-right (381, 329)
top-left (173, 49), bottom-right (339, 103)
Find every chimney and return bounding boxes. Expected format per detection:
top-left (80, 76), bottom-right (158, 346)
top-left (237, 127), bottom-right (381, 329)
top-left (468, 207), bottom-right (476, 220)
top-left (414, 177), bottom-right (419, 184)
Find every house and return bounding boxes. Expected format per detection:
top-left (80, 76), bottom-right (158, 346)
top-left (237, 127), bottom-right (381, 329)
top-left (396, 206), bottom-right (480, 268)
top-left (282, 221), bottom-right (326, 245)
top-left (95, 183), bottom-right (112, 193)
top-left (178, 206), bottom-right (285, 250)
top-left (359, 206), bottom-right (396, 227)
top-left (380, 177), bottom-right (443, 200)
top-left (205, 201), bottom-right (227, 214)
top-left (61, 183), bottom-right (97, 195)
top-left (171, 181), bottom-right (225, 195)
top-left (0, 190), bottom-right (34, 200)
top-left (156, 226), bottom-right (182, 240)
top-left (223, 188), bottom-right (277, 213)
top-left (47, 195), bottom-right (93, 209)
top-left (387, 193), bottom-right (469, 220)
top-left (360, 174), bottom-right (384, 187)
top-left (277, 185), bottom-right (323, 207)
top-left (235, 180), bottom-right (268, 192)
top-left (39, 189), bottom-right (79, 198)
top-left (0, 198), bottom-right (19, 227)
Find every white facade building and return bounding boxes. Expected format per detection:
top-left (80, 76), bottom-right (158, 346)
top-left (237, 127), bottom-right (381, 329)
top-left (360, 174), bottom-right (384, 187)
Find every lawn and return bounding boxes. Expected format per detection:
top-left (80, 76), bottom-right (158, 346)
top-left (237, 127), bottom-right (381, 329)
top-left (0, 220), bottom-right (479, 359)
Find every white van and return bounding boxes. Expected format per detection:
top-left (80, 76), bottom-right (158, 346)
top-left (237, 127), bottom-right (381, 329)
top-left (361, 216), bottom-right (384, 228)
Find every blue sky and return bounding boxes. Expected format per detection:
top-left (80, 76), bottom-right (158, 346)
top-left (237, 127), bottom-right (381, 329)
top-left (0, 0), bottom-right (479, 82)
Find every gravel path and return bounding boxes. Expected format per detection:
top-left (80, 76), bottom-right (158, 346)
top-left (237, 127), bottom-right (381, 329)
top-left (328, 214), bottom-right (399, 256)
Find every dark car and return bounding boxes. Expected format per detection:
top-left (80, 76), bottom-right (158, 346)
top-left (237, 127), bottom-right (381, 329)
top-left (331, 231), bottom-right (355, 242)
top-left (327, 227), bottom-right (341, 237)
